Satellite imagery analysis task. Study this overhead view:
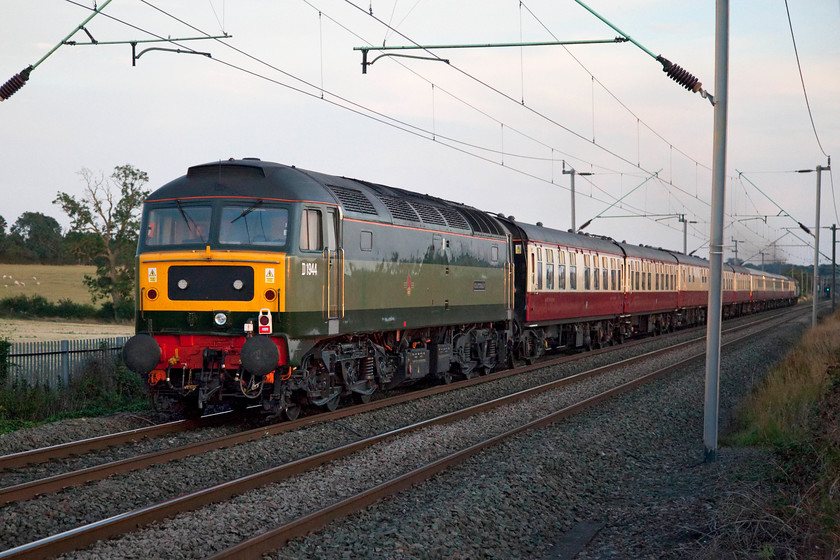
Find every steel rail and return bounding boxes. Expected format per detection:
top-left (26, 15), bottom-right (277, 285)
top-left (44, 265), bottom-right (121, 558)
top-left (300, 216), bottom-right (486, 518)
top-left (0, 305), bottom-right (801, 506)
top-left (0, 411), bottom-right (233, 470)
top-left (208, 310), bottom-right (805, 559)
top-left (0, 306), bottom-right (806, 560)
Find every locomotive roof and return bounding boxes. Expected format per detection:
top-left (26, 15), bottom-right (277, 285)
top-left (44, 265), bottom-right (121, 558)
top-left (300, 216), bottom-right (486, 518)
top-left (148, 159), bottom-right (507, 238)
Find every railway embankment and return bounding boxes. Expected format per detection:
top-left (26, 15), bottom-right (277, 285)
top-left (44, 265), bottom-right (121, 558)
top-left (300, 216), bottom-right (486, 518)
top-left (709, 308), bottom-right (840, 557)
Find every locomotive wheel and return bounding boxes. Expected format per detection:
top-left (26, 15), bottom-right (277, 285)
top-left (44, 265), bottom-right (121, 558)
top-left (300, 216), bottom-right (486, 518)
top-left (323, 394), bottom-right (340, 412)
top-left (283, 404), bottom-right (302, 421)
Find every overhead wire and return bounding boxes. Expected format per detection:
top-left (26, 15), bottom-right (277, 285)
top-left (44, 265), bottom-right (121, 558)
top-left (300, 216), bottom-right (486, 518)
top-left (783, 0), bottom-right (838, 227)
top-left (64, 0), bottom-right (659, 224)
top-left (339, 0), bottom-right (718, 233)
top-left (61, 0), bottom-right (724, 243)
top-left (783, 0), bottom-right (829, 159)
top-left (519, 0), bottom-right (712, 176)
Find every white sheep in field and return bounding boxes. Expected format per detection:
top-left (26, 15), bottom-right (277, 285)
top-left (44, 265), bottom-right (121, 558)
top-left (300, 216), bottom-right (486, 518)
top-left (13, 280), bottom-right (19, 286)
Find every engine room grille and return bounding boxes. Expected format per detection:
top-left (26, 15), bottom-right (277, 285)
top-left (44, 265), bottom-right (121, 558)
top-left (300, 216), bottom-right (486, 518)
top-left (409, 202), bottom-right (447, 226)
top-left (436, 206), bottom-right (470, 230)
top-left (378, 195), bottom-right (421, 222)
top-left (327, 185), bottom-right (378, 215)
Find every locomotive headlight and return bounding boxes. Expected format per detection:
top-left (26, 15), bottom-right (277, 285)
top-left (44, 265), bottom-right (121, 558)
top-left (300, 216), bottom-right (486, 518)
top-left (177, 279), bottom-right (189, 290)
top-left (232, 279), bottom-right (244, 291)
top-left (214, 312), bottom-right (228, 326)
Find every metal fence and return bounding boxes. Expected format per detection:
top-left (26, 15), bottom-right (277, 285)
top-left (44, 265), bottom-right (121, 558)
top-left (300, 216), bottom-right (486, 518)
top-left (3, 337), bottom-right (130, 388)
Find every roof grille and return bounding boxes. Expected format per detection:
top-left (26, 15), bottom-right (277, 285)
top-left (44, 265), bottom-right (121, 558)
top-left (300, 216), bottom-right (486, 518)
top-left (378, 195), bottom-right (420, 222)
top-left (409, 202), bottom-right (447, 226)
top-left (327, 185), bottom-right (378, 215)
top-left (436, 206), bottom-right (470, 230)
top-left (460, 209), bottom-right (504, 236)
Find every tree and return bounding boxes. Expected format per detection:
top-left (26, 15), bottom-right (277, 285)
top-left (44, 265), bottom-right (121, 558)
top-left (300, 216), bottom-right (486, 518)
top-left (54, 165), bottom-right (150, 320)
top-left (9, 212), bottom-right (63, 261)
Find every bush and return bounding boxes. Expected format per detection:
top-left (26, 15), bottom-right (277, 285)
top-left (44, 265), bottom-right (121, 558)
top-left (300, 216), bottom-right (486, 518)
top-left (0, 294), bottom-right (98, 319)
top-left (97, 298), bottom-right (135, 321)
top-left (62, 348), bottom-right (147, 416)
top-left (0, 342), bottom-right (149, 433)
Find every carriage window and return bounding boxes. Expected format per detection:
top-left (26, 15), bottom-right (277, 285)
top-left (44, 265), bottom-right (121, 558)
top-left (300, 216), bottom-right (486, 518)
top-left (611, 269), bottom-right (616, 290)
top-left (558, 264), bottom-right (566, 290)
top-left (537, 260), bottom-right (543, 290)
top-left (546, 263), bottom-right (554, 290)
top-left (299, 209), bottom-right (323, 251)
top-left (603, 269), bottom-right (608, 290)
top-left (145, 205), bottom-right (212, 246)
top-left (569, 264), bottom-right (577, 290)
top-left (593, 267), bottom-right (600, 290)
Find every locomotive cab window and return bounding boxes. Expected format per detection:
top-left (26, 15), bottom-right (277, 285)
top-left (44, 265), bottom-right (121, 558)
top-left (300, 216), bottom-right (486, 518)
top-left (145, 205), bottom-right (212, 246)
top-left (220, 205), bottom-right (288, 246)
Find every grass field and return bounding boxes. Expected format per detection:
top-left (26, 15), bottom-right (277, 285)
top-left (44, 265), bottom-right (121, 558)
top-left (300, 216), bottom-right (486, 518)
top-left (0, 264), bottom-right (97, 305)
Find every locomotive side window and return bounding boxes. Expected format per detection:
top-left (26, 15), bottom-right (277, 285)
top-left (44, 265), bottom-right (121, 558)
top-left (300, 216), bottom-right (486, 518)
top-left (300, 209), bottom-right (323, 251)
top-left (491, 245), bottom-right (499, 263)
top-left (326, 209), bottom-right (339, 251)
top-left (361, 230), bottom-right (373, 251)
top-left (145, 205), bottom-right (211, 246)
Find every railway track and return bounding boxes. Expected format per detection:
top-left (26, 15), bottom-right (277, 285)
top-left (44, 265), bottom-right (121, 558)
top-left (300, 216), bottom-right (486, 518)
top-left (0, 305), bottom-right (798, 508)
top-left (0, 411), bottom-right (233, 470)
top-left (0, 304), bottom-right (808, 559)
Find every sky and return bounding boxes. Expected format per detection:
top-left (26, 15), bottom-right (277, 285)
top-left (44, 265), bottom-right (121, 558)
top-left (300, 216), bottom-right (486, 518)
top-left (2, 0), bottom-right (838, 268)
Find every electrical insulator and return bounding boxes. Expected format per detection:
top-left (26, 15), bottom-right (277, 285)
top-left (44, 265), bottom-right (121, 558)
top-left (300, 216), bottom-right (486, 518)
top-left (0, 67), bottom-right (32, 101)
top-left (656, 56), bottom-right (702, 93)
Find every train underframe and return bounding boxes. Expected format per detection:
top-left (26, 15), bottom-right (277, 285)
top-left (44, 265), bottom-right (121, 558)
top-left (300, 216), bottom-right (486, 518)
top-left (150, 322), bottom-right (512, 420)
top-left (149, 297), bottom-right (794, 419)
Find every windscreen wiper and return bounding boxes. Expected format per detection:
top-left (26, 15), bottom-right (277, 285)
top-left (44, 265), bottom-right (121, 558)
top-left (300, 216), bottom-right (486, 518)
top-left (231, 200), bottom-right (263, 223)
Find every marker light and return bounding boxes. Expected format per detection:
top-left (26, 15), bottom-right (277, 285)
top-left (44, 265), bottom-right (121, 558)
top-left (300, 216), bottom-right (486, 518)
top-left (214, 312), bottom-right (228, 326)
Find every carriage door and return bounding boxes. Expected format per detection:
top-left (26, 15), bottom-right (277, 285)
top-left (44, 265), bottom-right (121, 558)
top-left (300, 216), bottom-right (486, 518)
top-left (324, 208), bottom-right (343, 334)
